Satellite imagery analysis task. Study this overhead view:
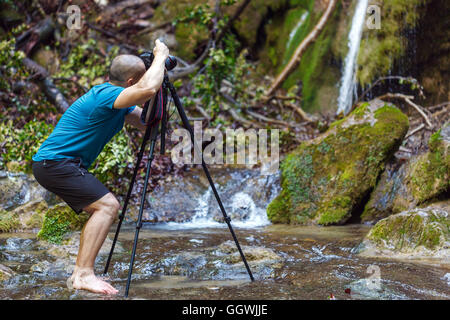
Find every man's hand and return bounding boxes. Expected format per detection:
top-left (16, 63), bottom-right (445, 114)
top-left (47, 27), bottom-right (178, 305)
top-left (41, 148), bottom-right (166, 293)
top-left (113, 39), bottom-right (169, 110)
top-left (153, 39), bottom-right (169, 60)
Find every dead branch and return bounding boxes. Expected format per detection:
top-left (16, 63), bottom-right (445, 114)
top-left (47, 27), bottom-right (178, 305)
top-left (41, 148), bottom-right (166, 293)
top-left (378, 93), bottom-right (433, 128)
top-left (264, 0), bottom-right (337, 98)
top-left (245, 110), bottom-right (292, 127)
top-left (284, 101), bottom-right (312, 122)
top-left (228, 108), bottom-right (261, 127)
top-left (22, 57), bottom-right (70, 112)
top-left (136, 21), bottom-right (172, 35)
top-left (405, 123), bottom-right (425, 139)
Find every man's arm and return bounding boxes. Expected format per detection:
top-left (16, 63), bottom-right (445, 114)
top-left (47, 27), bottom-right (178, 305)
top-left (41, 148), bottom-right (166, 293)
top-left (124, 102), bottom-right (156, 132)
top-left (113, 40), bottom-right (169, 110)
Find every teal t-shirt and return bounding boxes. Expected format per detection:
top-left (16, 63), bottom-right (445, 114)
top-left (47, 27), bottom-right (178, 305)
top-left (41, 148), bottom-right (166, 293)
top-left (33, 82), bottom-right (135, 169)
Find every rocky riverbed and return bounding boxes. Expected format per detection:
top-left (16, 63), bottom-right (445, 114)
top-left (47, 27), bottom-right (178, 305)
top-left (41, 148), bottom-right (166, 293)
top-left (0, 224), bottom-right (449, 300)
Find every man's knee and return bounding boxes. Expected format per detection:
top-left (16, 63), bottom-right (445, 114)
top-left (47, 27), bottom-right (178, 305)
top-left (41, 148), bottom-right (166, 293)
top-left (102, 194), bottom-right (120, 220)
top-left (85, 193), bottom-right (120, 220)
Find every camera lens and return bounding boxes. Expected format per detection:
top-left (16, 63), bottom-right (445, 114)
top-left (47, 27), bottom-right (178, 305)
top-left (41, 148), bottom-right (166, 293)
top-left (165, 56), bottom-right (177, 71)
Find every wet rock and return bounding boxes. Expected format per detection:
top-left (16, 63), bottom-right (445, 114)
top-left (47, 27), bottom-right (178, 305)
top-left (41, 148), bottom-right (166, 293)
top-left (347, 279), bottom-right (407, 300)
top-left (362, 122), bottom-right (450, 223)
top-left (358, 203), bottom-right (450, 263)
top-left (0, 264), bottom-right (15, 281)
top-left (35, 232), bottom-right (125, 275)
top-left (144, 168), bottom-right (279, 224)
top-left (147, 241), bottom-right (283, 281)
top-left (11, 200), bottom-right (48, 231)
top-left (268, 99), bottom-right (409, 225)
top-left (0, 171), bottom-right (55, 211)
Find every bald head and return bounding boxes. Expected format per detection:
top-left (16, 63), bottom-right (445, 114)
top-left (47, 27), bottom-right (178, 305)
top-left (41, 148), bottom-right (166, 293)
top-left (108, 54), bottom-right (146, 87)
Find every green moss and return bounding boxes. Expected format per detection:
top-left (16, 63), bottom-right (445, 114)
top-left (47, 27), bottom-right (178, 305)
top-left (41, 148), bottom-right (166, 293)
top-left (357, 0), bottom-right (429, 86)
top-left (0, 209), bottom-right (20, 233)
top-left (37, 204), bottom-right (89, 244)
top-left (367, 209), bottom-right (448, 252)
top-left (406, 127), bottom-right (449, 203)
top-left (0, 120), bottom-right (54, 173)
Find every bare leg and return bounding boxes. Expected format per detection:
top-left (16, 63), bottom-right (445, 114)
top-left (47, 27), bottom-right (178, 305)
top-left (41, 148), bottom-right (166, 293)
top-left (68, 193), bottom-right (120, 295)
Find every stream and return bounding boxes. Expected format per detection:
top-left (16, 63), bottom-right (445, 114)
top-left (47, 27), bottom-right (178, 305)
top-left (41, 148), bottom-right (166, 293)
top-left (1, 223), bottom-right (449, 300)
top-left (0, 168), bottom-right (449, 300)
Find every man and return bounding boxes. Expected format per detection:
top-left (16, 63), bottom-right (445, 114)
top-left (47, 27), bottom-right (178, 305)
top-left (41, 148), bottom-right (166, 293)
top-left (32, 39), bottom-right (169, 295)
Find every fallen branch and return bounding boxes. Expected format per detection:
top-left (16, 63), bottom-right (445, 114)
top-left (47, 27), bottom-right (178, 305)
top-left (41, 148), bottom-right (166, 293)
top-left (284, 101), bottom-right (312, 122)
top-left (245, 110), bottom-right (292, 127)
top-left (377, 93), bottom-right (433, 128)
top-left (228, 108), bottom-right (260, 127)
top-left (264, 0), bottom-right (337, 98)
top-left (22, 57), bottom-right (70, 112)
top-left (405, 123), bottom-right (425, 139)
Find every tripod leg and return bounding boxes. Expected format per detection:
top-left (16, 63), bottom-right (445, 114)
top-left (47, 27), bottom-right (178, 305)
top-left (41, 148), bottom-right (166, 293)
top-left (166, 80), bottom-right (255, 282)
top-left (104, 122), bottom-right (154, 275)
top-left (125, 126), bottom-right (158, 297)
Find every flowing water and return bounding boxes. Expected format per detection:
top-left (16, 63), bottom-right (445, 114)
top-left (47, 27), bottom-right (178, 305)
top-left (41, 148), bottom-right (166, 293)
top-left (337, 0), bottom-right (369, 115)
top-left (0, 168), bottom-right (449, 299)
top-left (0, 224), bottom-right (449, 300)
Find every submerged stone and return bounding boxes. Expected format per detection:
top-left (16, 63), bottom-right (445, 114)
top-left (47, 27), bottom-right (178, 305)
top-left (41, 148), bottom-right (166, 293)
top-left (267, 99), bottom-right (409, 225)
top-left (362, 122), bottom-right (449, 223)
top-left (358, 202), bottom-right (450, 264)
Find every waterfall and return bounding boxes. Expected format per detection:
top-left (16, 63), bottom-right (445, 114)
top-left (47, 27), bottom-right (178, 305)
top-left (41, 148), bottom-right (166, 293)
top-left (336, 0), bottom-right (369, 115)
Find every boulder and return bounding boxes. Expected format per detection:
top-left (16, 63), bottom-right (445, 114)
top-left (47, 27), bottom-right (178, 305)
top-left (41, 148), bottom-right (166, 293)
top-left (358, 202), bottom-right (450, 264)
top-left (0, 170), bottom-right (55, 211)
top-left (362, 122), bottom-right (449, 223)
top-left (267, 99), bottom-right (409, 225)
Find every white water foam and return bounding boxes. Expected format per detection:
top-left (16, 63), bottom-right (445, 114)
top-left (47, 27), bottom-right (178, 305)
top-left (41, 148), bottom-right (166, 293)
top-left (153, 190), bottom-right (271, 230)
top-left (336, 0), bottom-right (369, 115)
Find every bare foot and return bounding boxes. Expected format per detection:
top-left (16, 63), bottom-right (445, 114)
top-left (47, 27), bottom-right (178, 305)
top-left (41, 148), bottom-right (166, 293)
top-left (69, 267), bottom-right (118, 295)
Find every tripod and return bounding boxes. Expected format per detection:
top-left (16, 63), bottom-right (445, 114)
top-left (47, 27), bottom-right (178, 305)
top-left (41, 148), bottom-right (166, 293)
top-left (104, 73), bottom-right (255, 297)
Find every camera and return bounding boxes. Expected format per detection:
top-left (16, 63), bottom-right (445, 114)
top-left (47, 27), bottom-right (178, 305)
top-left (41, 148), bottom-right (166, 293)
top-left (139, 51), bottom-right (177, 71)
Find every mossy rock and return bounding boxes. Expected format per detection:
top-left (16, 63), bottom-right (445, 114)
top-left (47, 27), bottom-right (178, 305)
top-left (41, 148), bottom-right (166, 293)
top-left (362, 122), bottom-right (450, 223)
top-left (37, 204), bottom-right (89, 244)
top-left (358, 203), bottom-right (450, 262)
top-left (267, 99), bottom-right (409, 225)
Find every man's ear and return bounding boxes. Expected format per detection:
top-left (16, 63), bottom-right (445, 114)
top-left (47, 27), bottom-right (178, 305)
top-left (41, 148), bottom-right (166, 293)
top-left (126, 78), bottom-right (134, 87)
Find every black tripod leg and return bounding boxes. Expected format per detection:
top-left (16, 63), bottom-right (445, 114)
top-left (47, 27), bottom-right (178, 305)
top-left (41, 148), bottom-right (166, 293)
top-left (166, 80), bottom-right (255, 282)
top-left (103, 122), bottom-right (153, 275)
top-left (124, 125), bottom-right (159, 297)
